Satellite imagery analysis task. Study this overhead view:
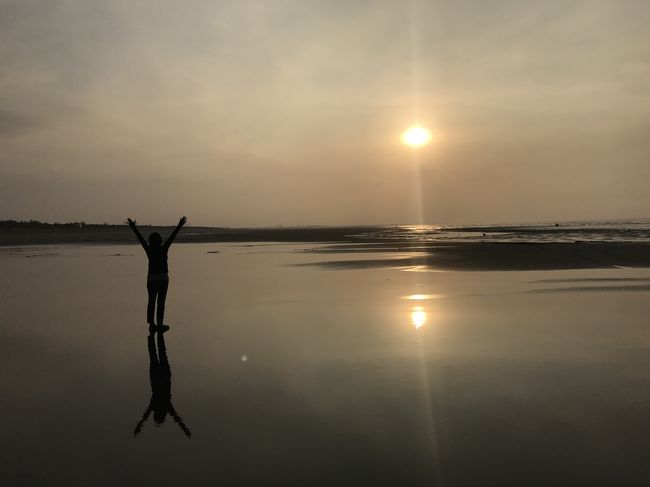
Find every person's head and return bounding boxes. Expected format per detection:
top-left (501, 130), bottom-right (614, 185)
top-left (148, 232), bottom-right (162, 247)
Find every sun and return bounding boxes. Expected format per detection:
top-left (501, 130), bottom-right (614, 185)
top-left (401, 125), bottom-right (432, 148)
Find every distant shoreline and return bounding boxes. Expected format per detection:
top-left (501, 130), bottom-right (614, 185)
top-left (2, 225), bottom-right (650, 271)
top-left (0, 225), bottom-right (381, 246)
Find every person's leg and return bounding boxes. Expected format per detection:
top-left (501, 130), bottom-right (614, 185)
top-left (157, 332), bottom-right (170, 374)
top-left (156, 279), bottom-right (169, 325)
top-left (147, 281), bottom-right (157, 325)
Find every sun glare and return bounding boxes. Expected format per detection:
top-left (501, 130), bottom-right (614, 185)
top-left (401, 125), bottom-right (432, 148)
top-left (411, 306), bottom-right (427, 329)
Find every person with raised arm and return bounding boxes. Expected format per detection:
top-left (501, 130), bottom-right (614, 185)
top-left (133, 331), bottom-right (191, 438)
top-left (126, 216), bottom-right (187, 331)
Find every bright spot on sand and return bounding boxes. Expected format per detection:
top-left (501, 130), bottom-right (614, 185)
top-left (241, 355), bottom-right (248, 362)
top-left (401, 125), bottom-right (432, 147)
top-left (411, 306), bottom-right (427, 329)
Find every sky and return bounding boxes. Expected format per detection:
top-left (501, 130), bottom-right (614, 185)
top-left (1, 0), bottom-right (649, 226)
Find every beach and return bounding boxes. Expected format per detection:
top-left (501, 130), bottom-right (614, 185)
top-left (1, 241), bottom-right (649, 486)
top-left (4, 0), bottom-right (649, 484)
top-left (0, 225), bottom-right (650, 271)
top-left (3, 223), bottom-right (650, 271)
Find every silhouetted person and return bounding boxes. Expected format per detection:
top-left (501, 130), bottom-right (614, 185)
top-left (127, 216), bottom-right (187, 328)
top-left (133, 329), bottom-right (191, 438)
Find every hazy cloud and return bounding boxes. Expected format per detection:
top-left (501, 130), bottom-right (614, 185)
top-left (0, 109), bottom-right (39, 136)
top-left (1, 0), bottom-right (649, 225)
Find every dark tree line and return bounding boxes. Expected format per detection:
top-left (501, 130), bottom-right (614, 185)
top-left (0, 220), bottom-right (134, 229)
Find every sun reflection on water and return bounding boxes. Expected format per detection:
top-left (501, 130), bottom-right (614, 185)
top-left (410, 306), bottom-right (427, 329)
top-left (403, 294), bottom-right (442, 301)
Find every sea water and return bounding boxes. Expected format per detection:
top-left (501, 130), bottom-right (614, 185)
top-left (0, 243), bottom-right (648, 486)
top-left (354, 218), bottom-right (650, 243)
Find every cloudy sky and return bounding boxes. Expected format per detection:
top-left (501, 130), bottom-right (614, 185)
top-left (1, 0), bottom-right (648, 226)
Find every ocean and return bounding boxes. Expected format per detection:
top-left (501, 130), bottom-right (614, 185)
top-left (353, 218), bottom-right (650, 243)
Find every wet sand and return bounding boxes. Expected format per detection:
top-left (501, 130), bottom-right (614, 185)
top-left (0, 225), bottom-right (375, 246)
top-left (1, 242), bottom-right (649, 486)
top-left (2, 225), bottom-right (650, 271)
top-left (300, 241), bottom-right (650, 271)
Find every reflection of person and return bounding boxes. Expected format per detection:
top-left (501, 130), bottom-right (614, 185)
top-left (133, 330), bottom-right (191, 438)
top-left (126, 216), bottom-right (187, 328)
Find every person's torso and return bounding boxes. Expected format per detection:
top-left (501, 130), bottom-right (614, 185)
top-left (146, 247), bottom-right (169, 274)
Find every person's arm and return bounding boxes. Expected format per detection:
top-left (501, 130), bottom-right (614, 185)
top-left (133, 401), bottom-right (153, 437)
top-left (163, 216), bottom-right (187, 249)
top-left (169, 403), bottom-right (192, 438)
top-left (126, 218), bottom-right (148, 251)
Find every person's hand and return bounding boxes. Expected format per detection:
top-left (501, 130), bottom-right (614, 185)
top-left (126, 218), bottom-right (136, 227)
top-left (178, 216), bottom-right (188, 227)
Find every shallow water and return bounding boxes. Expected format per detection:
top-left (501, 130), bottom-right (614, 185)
top-left (355, 218), bottom-right (650, 242)
top-left (1, 243), bottom-right (649, 486)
